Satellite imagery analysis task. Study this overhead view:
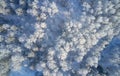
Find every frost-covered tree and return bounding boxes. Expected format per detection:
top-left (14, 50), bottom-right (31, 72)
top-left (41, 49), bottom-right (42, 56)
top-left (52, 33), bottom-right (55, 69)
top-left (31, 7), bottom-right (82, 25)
top-left (0, 0), bottom-right (120, 76)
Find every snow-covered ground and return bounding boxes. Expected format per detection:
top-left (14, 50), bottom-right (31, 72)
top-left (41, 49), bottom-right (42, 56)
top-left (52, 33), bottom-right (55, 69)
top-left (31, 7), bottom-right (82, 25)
top-left (0, 0), bottom-right (120, 76)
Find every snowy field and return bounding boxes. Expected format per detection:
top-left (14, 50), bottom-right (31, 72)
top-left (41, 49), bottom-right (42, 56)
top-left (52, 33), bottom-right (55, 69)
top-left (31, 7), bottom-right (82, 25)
top-left (0, 0), bottom-right (120, 76)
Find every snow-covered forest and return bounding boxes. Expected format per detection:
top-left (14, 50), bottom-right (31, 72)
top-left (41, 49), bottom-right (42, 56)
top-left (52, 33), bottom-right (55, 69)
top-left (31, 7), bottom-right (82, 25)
top-left (0, 0), bottom-right (120, 76)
